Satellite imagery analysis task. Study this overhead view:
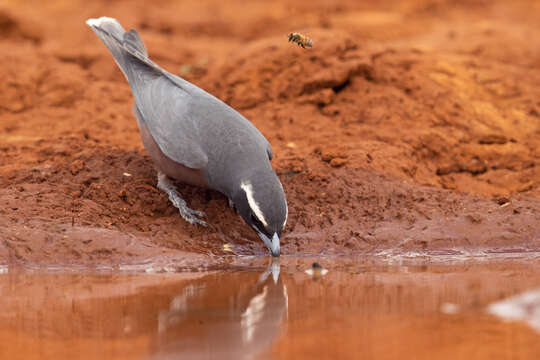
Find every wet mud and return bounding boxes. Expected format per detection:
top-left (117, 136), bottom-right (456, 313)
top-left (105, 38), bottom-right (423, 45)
top-left (0, 0), bottom-right (539, 265)
top-left (1, 258), bottom-right (540, 360)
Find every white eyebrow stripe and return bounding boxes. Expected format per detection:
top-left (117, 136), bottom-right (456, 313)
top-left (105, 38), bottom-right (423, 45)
top-left (240, 181), bottom-right (268, 227)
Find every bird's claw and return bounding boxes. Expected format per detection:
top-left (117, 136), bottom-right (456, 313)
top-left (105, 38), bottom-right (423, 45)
top-left (171, 199), bottom-right (207, 226)
top-left (157, 172), bottom-right (207, 227)
top-left (179, 206), bottom-right (207, 227)
top-left (191, 209), bottom-right (207, 218)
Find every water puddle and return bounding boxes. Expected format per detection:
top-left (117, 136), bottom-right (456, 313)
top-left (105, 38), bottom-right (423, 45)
top-left (1, 257), bottom-right (540, 359)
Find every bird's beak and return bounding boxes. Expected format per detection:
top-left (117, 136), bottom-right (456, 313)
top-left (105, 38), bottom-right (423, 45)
top-left (258, 232), bottom-right (280, 257)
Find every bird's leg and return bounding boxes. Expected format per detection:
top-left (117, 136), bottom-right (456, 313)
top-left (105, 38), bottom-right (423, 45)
top-left (157, 172), bottom-right (207, 226)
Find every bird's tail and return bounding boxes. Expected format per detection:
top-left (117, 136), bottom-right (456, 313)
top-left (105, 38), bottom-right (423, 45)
top-left (86, 17), bottom-right (154, 79)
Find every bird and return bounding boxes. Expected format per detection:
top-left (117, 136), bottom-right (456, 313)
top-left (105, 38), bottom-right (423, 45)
top-left (86, 17), bottom-right (287, 256)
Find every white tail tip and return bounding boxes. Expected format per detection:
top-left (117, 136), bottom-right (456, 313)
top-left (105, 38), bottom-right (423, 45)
top-left (86, 16), bottom-right (119, 28)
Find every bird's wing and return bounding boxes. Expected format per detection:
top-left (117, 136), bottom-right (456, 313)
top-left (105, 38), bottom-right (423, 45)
top-left (156, 72), bottom-right (275, 162)
top-left (129, 73), bottom-right (209, 170)
top-left (87, 19), bottom-right (209, 169)
top-left (116, 42), bottom-right (213, 170)
top-left (130, 67), bottom-right (274, 167)
top-left (115, 28), bottom-right (272, 167)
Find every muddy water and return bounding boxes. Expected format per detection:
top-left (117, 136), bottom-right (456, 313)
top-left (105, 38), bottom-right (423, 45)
top-left (1, 257), bottom-right (540, 360)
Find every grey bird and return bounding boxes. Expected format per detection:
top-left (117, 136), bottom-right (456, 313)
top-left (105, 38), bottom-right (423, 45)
top-left (86, 17), bottom-right (286, 256)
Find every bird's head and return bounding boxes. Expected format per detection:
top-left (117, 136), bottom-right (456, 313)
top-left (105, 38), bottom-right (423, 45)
top-left (232, 172), bottom-right (287, 257)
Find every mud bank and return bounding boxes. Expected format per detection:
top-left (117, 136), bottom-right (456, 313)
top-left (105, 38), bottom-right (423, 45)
top-left (0, 0), bottom-right (539, 265)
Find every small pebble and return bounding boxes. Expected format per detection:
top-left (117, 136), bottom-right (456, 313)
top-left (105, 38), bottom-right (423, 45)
top-left (305, 262), bottom-right (328, 277)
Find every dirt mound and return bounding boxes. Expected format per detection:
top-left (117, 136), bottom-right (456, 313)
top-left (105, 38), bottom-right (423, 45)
top-left (0, 8), bottom-right (41, 44)
top-left (1, 136), bottom-right (538, 265)
top-left (0, 0), bottom-right (538, 266)
top-left (201, 29), bottom-right (539, 198)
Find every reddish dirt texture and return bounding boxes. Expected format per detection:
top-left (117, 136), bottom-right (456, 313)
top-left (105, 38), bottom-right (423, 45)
top-left (0, 0), bottom-right (539, 266)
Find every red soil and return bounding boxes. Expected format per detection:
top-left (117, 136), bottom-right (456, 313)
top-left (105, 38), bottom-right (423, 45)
top-left (0, 0), bottom-right (538, 267)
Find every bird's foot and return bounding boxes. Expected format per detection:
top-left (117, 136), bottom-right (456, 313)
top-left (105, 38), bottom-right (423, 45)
top-left (157, 172), bottom-right (207, 226)
top-left (179, 206), bottom-right (207, 226)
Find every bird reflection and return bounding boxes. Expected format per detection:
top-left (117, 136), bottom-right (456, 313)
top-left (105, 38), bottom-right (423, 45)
top-left (149, 259), bottom-right (287, 360)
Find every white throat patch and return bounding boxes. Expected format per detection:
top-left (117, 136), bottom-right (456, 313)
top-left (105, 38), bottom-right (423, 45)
top-left (240, 181), bottom-right (268, 227)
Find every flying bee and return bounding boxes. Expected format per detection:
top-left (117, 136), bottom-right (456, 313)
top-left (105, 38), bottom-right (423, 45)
top-left (288, 32), bottom-right (313, 48)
